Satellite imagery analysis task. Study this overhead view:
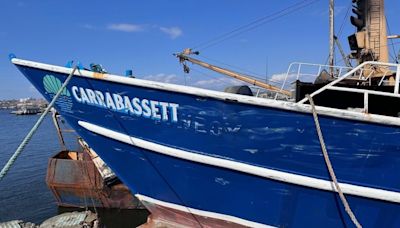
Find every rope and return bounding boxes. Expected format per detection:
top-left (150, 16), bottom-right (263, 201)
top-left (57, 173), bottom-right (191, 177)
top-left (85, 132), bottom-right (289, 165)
top-left (81, 77), bottom-right (204, 227)
top-left (0, 66), bottom-right (77, 182)
top-left (79, 155), bottom-right (99, 214)
top-left (306, 94), bottom-right (362, 228)
top-left (191, 0), bottom-right (310, 50)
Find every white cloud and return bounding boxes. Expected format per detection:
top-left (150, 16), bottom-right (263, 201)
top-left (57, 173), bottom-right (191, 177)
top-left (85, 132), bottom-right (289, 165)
top-left (268, 73), bottom-right (297, 89)
top-left (142, 73), bottom-right (183, 84)
top-left (270, 73), bottom-right (290, 82)
top-left (269, 72), bottom-right (317, 88)
top-left (107, 23), bottom-right (144, 32)
top-left (104, 23), bottom-right (183, 39)
top-left (192, 77), bottom-right (243, 90)
top-left (81, 24), bottom-right (95, 30)
top-left (160, 26), bottom-right (183, 39)
top-left (141, 73), bottom-right (245, 91)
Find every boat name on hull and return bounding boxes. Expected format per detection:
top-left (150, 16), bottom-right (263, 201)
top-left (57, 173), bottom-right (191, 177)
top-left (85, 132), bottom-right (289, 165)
top-left (71, 86), bottom-right (179, 122)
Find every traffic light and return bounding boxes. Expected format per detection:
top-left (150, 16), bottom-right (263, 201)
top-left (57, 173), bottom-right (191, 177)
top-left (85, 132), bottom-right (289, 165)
top-left (348, 0), bottom-right (367, 60)
top-left (350, 0), bottom-right (366, 31)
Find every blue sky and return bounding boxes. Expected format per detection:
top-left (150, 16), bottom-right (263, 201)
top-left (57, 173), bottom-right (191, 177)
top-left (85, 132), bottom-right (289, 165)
top-left (0, 0), bottom-right (399, 99)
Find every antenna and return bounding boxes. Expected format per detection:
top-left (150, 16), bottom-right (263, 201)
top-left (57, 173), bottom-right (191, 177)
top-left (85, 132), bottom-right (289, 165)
top-left (265, 56), bottom-right (269, 83)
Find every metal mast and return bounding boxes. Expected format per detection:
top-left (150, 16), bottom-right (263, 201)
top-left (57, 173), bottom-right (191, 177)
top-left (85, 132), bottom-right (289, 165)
top-left (329, 0), bottom-right (335, 76)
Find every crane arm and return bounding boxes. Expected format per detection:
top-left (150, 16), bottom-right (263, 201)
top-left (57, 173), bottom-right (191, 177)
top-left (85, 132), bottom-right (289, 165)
top-left (175, 50), bottom-right (291, 97)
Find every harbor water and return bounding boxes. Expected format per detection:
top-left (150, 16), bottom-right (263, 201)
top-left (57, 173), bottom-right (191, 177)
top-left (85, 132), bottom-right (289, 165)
top-left (0, 110), bottom-right (148, 227)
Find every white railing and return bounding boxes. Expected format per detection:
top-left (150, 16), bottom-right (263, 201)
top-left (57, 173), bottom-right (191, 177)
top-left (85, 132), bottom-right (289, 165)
top-left (280, 62), bottom-right (352, 88)
top-left (297, 61), bottom-right (400, 113)
top-left (245, 63), bottom-right (352, 100)
top-left (248, 85), bottom-right (291, 100)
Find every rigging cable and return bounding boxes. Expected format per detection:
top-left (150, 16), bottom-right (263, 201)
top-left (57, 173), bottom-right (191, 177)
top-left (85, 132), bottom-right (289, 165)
top-left (336, 2), bottom-right (352, 39)
top-left (324, 2), bottom-right (352, 66)
top-left (335, 3), bottom-right (352, 66)
top-left (191, 0), bottom-right (321, 51)
top-left (198, 55), bottom-right (282, 85)
top-left (190, 66), bottom-right (243, 89)
top-left (325, 3), bottom-right (353, 65)
top-left (190, 56), bottom-right (283, 87)
top-left (81, 77), bottom-right (204, 227)
top-left (386, 17), bottom-right (399, 63)
top-left (190, 67), bottom-right (229, 84)
top-left (191, 0), bottom-right (311, 50)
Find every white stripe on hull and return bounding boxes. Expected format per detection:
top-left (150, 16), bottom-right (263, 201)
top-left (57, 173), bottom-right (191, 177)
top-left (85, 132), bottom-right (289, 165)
top-left (12, 58), bottom-right (400, 127)
top-left (136, 194), bottom-right (274, 228)
top-left (79, 121), bottom-right (400, 204)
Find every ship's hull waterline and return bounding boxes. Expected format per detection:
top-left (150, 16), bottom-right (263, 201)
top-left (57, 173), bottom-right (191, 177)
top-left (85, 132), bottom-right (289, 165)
top-left (13, 58), bottom-right (400, 227)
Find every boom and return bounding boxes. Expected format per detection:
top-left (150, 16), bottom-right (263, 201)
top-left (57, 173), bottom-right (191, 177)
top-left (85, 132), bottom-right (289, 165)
top-left (175, 49), bottom-right (291, 97)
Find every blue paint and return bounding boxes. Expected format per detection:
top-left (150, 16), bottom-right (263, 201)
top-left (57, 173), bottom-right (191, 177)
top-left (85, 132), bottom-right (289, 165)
top-left (125, 70), bottom-right (133, 77)
top-left (65, 60), bottom-right (74, 68)
top-left (76, 61), bottom-right (84, 70)
top-left (15, 64), bottom-right (400, 227)
top-left (8, 53), bottom-right (16, 61)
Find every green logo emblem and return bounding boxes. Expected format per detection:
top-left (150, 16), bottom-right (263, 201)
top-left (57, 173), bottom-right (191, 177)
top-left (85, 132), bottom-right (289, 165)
top-left (43, 75), bottom-right (70, 96)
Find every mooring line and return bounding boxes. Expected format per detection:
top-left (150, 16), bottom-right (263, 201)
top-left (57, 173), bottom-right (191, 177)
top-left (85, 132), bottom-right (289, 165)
top-left (0, 66), bottom-right (77, 182)
top-left (306, 94), bottom-right (362, 228)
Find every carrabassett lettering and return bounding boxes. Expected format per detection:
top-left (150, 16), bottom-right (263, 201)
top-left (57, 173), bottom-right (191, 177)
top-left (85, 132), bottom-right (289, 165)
top-left (71, 86), bottom-right (179, 122)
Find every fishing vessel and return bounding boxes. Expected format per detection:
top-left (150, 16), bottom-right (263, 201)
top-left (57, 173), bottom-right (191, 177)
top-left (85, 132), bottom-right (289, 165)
top-left (10, 0), bottom-right (400, 227)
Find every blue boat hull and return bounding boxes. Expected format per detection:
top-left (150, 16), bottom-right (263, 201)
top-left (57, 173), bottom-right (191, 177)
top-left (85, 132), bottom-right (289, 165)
top-left (14, 61), bottom-right (400, 227)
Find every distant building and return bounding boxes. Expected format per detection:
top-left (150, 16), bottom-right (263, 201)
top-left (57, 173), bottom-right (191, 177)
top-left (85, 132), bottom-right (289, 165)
top-left (0, 98), bottom-right (47, 111)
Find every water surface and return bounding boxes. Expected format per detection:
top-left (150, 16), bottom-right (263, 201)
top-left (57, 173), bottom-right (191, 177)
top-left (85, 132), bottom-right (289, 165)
top-left (0, 110), bottom-right (148, 227)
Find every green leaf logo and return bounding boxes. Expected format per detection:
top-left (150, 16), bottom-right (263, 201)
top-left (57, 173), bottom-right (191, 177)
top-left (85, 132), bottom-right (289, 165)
top-left (43, 75), bottom-right (70, 96)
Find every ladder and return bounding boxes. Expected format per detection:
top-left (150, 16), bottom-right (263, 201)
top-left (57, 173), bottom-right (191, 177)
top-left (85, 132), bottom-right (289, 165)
top-left (369, 0), bottom-right (382, 60)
